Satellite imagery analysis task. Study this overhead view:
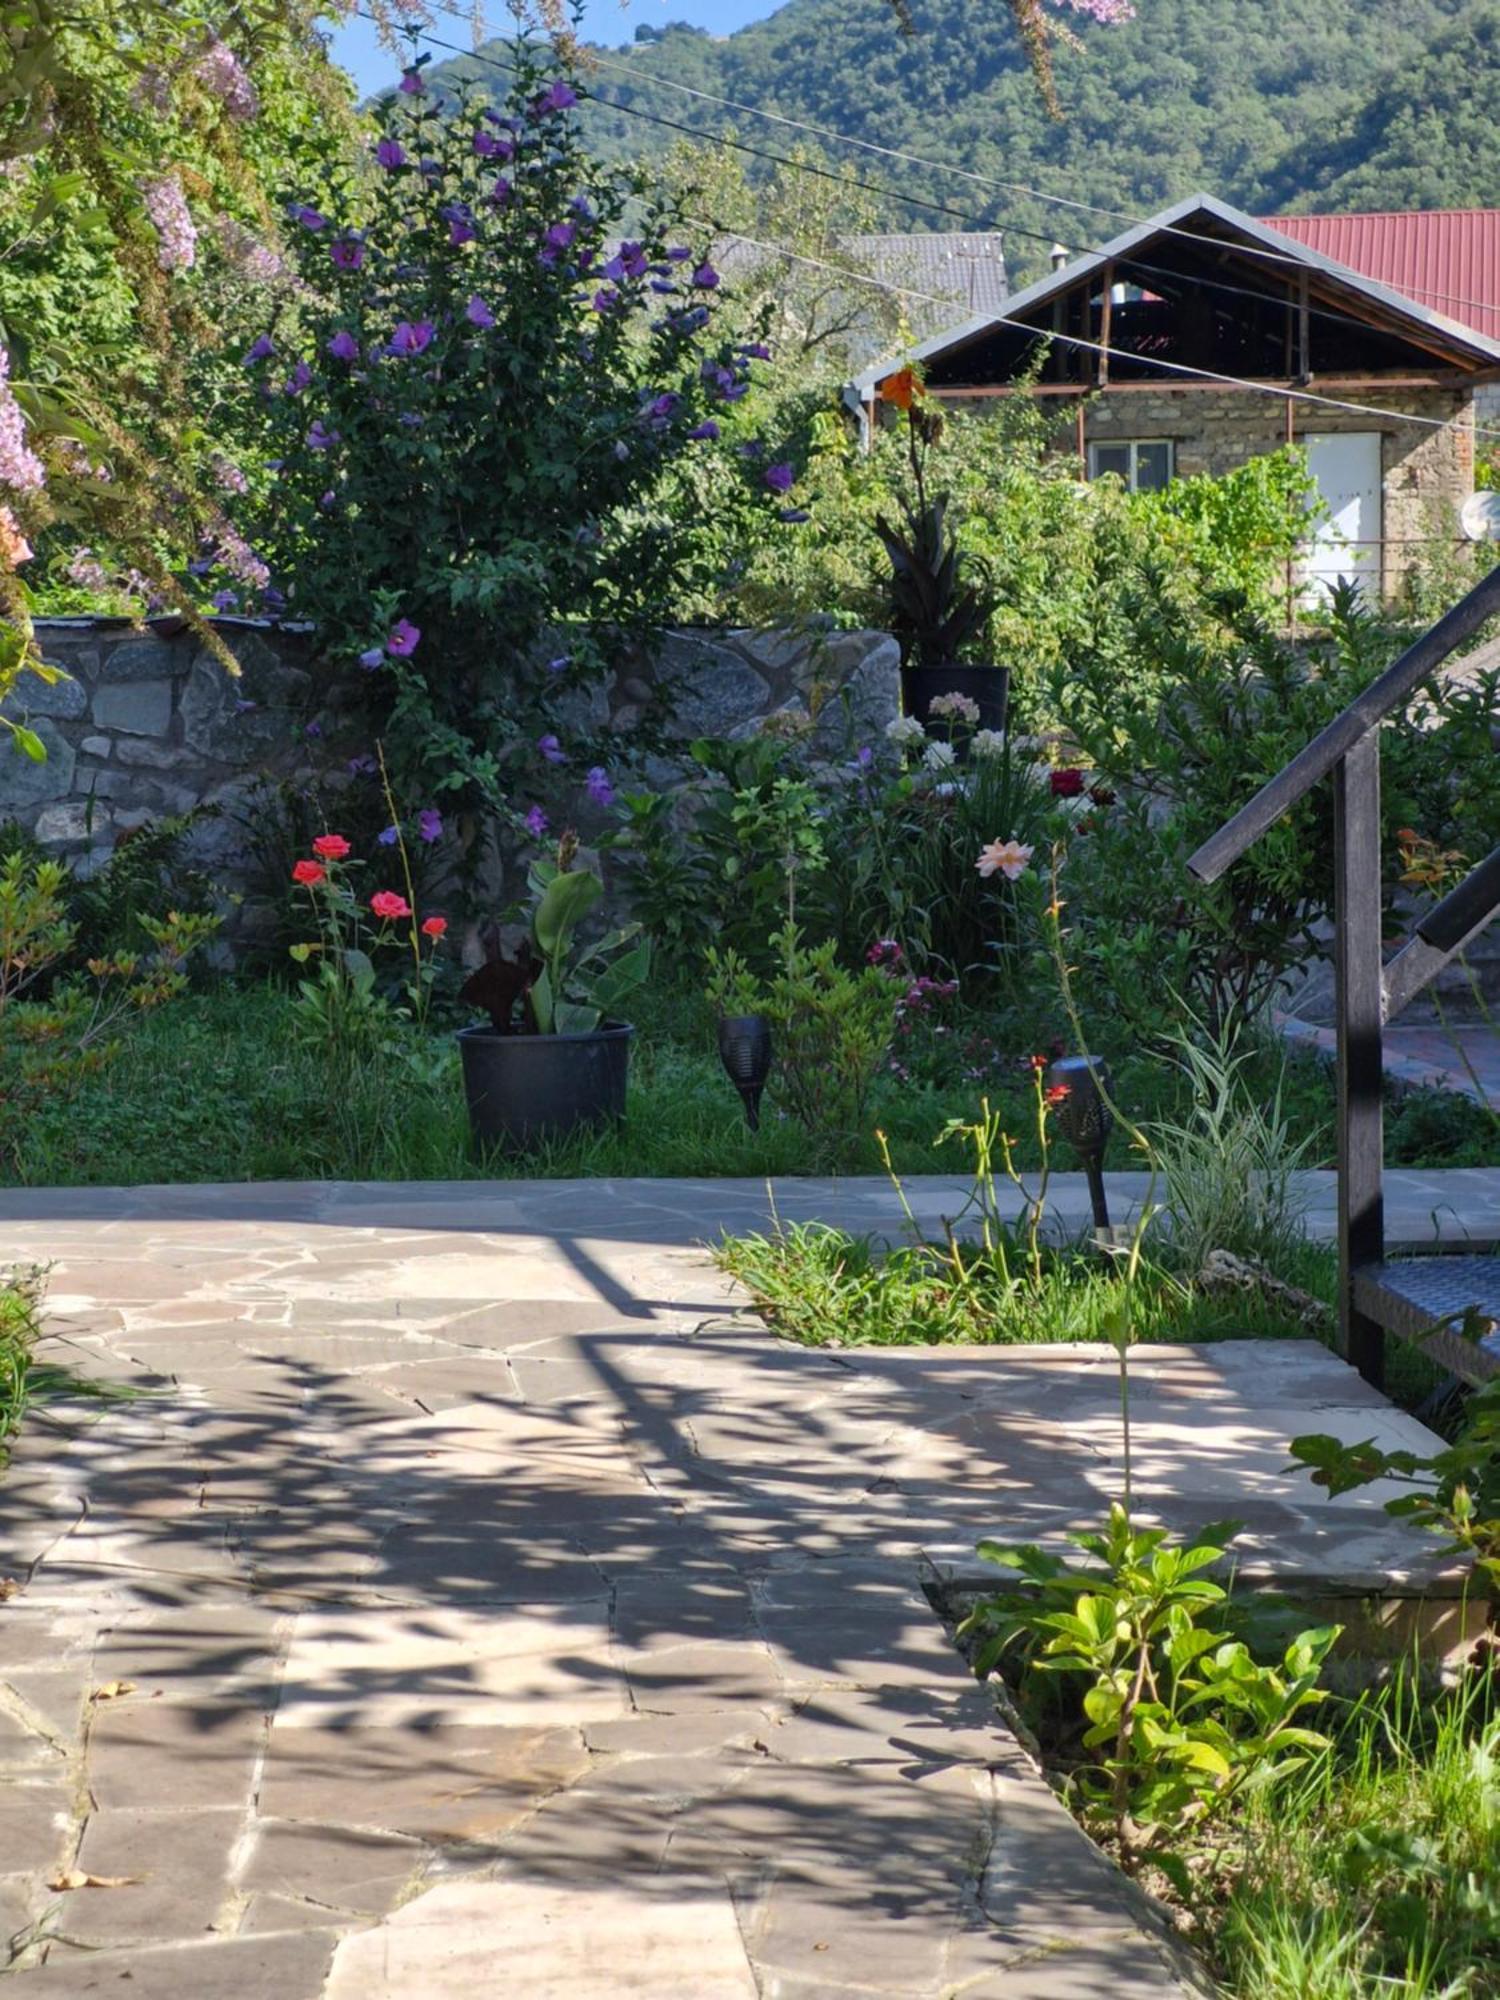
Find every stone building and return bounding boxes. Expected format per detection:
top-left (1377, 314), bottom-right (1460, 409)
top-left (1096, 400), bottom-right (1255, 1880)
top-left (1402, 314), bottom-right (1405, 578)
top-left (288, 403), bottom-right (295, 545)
top-left (848, 194), bottom-right (1500, 603)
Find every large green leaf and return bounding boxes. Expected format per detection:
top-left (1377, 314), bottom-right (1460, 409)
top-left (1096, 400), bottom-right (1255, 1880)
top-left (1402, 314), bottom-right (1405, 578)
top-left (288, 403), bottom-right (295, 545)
top-left (533, 868), bottom-right (601, 957)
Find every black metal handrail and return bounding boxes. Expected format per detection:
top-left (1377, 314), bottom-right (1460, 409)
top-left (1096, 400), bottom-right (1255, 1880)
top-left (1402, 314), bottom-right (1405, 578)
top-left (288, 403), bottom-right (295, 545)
top-left (1187, 563), bottom-right (1500, 887)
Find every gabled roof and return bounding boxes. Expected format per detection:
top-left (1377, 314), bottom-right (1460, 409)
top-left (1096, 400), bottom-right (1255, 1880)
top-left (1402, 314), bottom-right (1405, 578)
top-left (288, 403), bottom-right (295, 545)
top-left (849, 192), bottom-right (1500, 396)
top-left (1264, 209), bottom-right (1500, 343)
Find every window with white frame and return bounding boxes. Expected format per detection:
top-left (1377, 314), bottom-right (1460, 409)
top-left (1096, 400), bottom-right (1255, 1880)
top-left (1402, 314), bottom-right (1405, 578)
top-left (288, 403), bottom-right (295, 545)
top-left (1086, 439), bottom-right (1174, 492)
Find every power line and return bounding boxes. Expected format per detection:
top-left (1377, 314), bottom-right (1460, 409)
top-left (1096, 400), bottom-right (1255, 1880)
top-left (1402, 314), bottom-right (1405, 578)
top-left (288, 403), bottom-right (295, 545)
top-left (347, 12), bottom-right (1500, 445)
top-left (410, 0), bottom-right (1500, 329)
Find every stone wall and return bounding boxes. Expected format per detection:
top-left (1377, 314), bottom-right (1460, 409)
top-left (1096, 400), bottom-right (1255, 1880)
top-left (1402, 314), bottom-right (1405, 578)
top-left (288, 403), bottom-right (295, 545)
top-left (1, 617), bottom-right (900, 879)
top-left (1043, 384), bottom-right (1475, 600)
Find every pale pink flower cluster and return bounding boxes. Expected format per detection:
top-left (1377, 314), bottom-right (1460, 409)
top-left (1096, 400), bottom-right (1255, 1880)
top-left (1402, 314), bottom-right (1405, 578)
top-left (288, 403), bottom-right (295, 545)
top-left (195, 41), bottom-right (259, 122)
top-left (209, 455), bottom-right (249, 494)
top-left (142, 173), bottom-right (197, 271)
top-left (0, 346), bottom-right (44, 493)
top-left (66, 548), bottom-right (111, 592)
top-left (215, 525), bottom-right (270, 591)
top-left (1051, 0), bottom-right (1135, 19)
top-left (212, 213), bottom-right (282, 285)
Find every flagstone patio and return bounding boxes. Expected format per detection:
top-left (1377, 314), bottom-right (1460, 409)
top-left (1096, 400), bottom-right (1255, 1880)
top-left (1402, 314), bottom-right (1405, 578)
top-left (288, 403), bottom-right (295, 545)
top-left (0, 1173), bottom-right (1474, 1997)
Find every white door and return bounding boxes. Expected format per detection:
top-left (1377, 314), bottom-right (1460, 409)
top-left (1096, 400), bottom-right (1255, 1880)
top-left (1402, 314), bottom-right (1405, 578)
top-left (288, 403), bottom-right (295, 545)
top-left (1301, 432), bottom-right (1382, 603)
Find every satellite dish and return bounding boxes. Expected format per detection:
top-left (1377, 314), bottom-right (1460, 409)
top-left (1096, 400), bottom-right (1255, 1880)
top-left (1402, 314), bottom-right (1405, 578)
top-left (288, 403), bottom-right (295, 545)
top-left (1461, 490), bottom-right (1500, 541)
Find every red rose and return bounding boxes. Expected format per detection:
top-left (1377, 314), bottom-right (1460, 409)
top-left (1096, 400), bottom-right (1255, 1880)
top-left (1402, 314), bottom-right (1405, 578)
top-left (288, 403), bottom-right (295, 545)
top-left (421, 915), bottom-right (448, 939)
top-left (1050, 768), bottom-right (1086, 798)
top-left (292, 859), bottom-right (326, 886)
top-left (370, 890), bottom-right (412, 921)
top-left (312, 833), bottom-right (351, 859)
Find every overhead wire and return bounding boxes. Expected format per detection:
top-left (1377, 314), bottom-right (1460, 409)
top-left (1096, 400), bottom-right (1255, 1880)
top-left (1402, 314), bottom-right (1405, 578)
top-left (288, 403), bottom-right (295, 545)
top-left (346, 9), bottom-right (1500, 445)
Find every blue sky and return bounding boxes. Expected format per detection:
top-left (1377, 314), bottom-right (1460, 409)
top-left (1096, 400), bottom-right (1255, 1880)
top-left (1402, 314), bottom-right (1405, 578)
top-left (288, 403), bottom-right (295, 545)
top-left (325, 2), bottom-right (782, 98)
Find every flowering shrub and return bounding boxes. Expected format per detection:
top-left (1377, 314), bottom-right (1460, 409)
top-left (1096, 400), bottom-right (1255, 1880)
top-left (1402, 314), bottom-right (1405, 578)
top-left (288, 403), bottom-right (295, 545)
top-left (286, 826), bottom-right (447, 1054)
top-left (240, 40), bottom-right (789, 817)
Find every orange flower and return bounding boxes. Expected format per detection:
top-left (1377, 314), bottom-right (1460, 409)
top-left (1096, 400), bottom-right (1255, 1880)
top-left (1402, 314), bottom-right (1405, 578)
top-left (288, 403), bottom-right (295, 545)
top-left (313, 833), bottom-right (351, 860)
top-left (291, 859), bottom-right (325, 886)
top-left (1045, 1083), bottom-right (1071, 1104)
top-left (879, 367), bottom-right (922, 411)
top-left (421, 915), bottom-right (448, 939)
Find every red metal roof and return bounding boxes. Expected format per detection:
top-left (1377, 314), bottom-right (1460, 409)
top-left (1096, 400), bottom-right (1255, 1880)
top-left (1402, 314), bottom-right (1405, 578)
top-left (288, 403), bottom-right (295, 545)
top-left (1262, 209), bottom-right (1500, 341)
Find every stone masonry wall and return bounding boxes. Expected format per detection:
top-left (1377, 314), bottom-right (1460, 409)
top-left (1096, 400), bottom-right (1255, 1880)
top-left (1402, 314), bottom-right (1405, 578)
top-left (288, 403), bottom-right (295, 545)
top-left (1, 618), bottom-right (899, 881)
top-left (1049, 385), bottom-right (1475, 599)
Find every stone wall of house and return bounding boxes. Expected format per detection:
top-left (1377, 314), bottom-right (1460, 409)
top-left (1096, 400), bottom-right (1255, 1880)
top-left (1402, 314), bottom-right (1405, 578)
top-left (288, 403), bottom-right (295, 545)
top-left (1046, 384), bottom-right (1475, 599)
top-left (1, 616), bottom-right (900, 880)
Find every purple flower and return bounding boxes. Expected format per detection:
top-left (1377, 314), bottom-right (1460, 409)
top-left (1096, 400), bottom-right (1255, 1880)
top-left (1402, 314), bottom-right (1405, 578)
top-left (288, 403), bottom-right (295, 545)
top-left (377, 823), bottom-right (400, 845)
top-left (386, 618), bottom-right (421, 656)
top-left (326, 329), bottom-right (359, 362)
top-left (398, 68), bottom-right (425, 95)
top-left (473, 129), bottom-right (508, 158)
top-left (330, 234), bottom-right (365, 271)
top-left (307, 420), bottom-right (339, 452)
top-left (523, 804), bottom-right (548, 838)
top-left (740, 341), bottom-right (772, 361)
top-left (284, 362), bottom-right (312, 395)
top-left (358, 646), bottom-right (385, 670)
top-left (649, 280), bottom-right (677, 295)
top-left (318, 490), bottom-right (336, 510)
top-left (242, 334), bottom-right (274, 364)
top-left (417, 807), bottom-right (443, 844)
top-left (388, 320), bottom-right (434, 356)
top-left (779, 507), bottom-right (811, 523)
top-left (210, 590), bottom-right (237, 612)
top-left (764, 462), bottom-right (795, 493)
top-left (692, 262), bottom-right (720, 289)
top-left (642, 391), bottom-right (679, 427)
top-left (688, 420), bottom-right (719, 442)
top-left (546, 654), bottom-right (571, 674)
top-left (585, 766), bottom-right (616, 807)
top-left (538, 733), bottom-right (567, 765)
top-left (347, 754), bottom-right (378, 776)
top-left (442, 203), bottom-right (476, 246)
top-left (490, 177), bottom-right (513, 206)
top-left (665, 246), bottom-right (692, 262)
top-left (290, 203), bottom-right (326, 231)
top-left (304, 720), bottom-right (323, 739)
top-left (591, 287), bottom-right (621, 314)
top-left (544, 221), bottom-right (576, 252)
top-left (531, 80), bottom-right (578, 115)
top-left (465, 294), bottom-right (496, 329)
top-left (602, 242), bottom-right (648, 283)
top-left (375, 138), bottom-right (407, 169)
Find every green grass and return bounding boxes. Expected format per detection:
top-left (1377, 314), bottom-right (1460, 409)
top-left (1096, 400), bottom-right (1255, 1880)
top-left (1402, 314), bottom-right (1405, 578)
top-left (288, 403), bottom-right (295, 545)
top-left (0, 1276), bottom-right (41, 1464)
top-left (3, 977), bottom-right (1491, 1187)
top-left (718, 1219), bottom-right (1341, 1348)
top-left (1210, 1671), bottom-right (1499, 1999)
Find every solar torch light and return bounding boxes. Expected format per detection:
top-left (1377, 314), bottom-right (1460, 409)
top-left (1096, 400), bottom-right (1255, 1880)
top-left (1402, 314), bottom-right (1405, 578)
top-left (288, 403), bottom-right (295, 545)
top-left (717, 1014), bottom-right (773, 1132)
top-left (1045, 1055), bottom-right (1114, 1245)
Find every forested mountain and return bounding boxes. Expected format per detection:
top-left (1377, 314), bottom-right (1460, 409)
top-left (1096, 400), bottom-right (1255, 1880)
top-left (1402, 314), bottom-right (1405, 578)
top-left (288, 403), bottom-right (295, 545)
top-left (427, 0), bottom-right (1500, 281)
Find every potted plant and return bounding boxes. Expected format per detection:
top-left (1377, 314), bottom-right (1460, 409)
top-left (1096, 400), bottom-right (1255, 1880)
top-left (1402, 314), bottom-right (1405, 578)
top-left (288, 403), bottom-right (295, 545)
top-left (457, 833), bottom-right (652, 1151)
top-left (874, 371), bottom-right (1008, 741)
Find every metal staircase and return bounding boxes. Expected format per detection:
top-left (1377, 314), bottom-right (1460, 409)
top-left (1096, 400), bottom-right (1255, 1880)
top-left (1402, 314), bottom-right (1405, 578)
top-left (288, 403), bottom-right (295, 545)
top-left (1188, 568), bottom-right (1500, 1389)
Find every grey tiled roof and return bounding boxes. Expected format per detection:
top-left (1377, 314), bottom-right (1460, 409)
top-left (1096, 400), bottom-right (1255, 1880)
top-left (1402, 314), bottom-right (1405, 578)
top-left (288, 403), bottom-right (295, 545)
top-left (715, 230), bottom-right (1007, 355)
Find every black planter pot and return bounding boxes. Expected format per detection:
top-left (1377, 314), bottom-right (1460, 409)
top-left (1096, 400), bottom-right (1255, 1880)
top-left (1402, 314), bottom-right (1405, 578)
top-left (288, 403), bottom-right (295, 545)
top-left (900, 663), bottom-right (1010, 741)
top-left (457, 1020), bottom-right (634, 1152)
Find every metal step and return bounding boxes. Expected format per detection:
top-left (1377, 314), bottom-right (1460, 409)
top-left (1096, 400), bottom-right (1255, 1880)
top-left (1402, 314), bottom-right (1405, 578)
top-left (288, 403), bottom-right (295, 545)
top-left (1352, 1256), bottom-right (1500, 1384)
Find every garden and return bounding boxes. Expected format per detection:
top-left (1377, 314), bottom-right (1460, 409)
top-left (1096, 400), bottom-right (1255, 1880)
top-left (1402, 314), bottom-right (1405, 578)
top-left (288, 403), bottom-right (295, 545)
top-left (1, 9), bottom-right (1499, 1997)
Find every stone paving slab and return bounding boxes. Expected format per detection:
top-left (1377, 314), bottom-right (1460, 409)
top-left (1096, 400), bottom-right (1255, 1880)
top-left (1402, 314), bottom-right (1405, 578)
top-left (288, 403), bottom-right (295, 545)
top-left (0, 1176), bottom-right (1481, 1993)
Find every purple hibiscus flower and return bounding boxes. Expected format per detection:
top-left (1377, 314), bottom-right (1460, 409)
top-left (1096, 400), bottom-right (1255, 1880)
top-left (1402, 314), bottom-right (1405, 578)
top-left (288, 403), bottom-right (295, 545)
top-left (326, 329), bottom-right (359, 362)
top-left (473, 129), bottom-right (507, 158)
top-left (377, 823), bottom-right (400, 845)
top-left (523, 804), bottom-right (549, 838)
top-left (242, 334), bottom-right (274, 364)
top-left (358, 647), bottom-right (385, 670)
top-left (347, 754), bottom-right (378, 777)
top-left (664, 246), bottom-right (692, 262)
top-left (442, 203), bottom-right (476, 246)
top-left (417, 807), bottom-right (443, 844)
top-left (398, 67), bottom-right (425, 95)
top-left (688, 420), bottom-right (720, 442)
top-left (386, 619), bottom-right (421, 656)
top-left (317, 490), bottom-right (336, 510)
top-left (538, 734), bottom-right (567, 765)
top-left (591, 287), bottom-right (621, 314)
top-left (465, 294), bottom-right (496, 329)
top-left (388, 320), bottom-right (434, 356)
top-left (692, 262), bottom-right (720, 289)
top-left (330, 234), bottom-right (365, 271)
top-left (306, 420), bottom-right (340, 451)
top-left (643, 391), bottom-right (679, 427)
top-left (210, 590), bottom-right (237, 612)
top-left (740, 341), bottom-right (772, 361)
top-left (764, 462), bottom-right (795, 493)
top-left (289, 203), bottom-right (326, 231)
top-left (375, 138), bottom-right (407, 169)
top-left (585, 766), bottom-right (616, 808)
top-left (490, 176), bottom-right (513, 206)
top-left (546, 654), bottom-right (571, 674)
top-left (531, 80), bottom-right (578, 115)
top-left (284, 362), bottom-right (313, 395)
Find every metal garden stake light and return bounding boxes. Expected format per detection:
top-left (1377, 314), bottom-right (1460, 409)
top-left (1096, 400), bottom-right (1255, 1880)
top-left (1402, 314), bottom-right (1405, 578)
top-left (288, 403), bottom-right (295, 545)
top-left (718, 1015), bottom-right (773, 1131)
top-left (1045, 1055), bottom-right (1114, 1243)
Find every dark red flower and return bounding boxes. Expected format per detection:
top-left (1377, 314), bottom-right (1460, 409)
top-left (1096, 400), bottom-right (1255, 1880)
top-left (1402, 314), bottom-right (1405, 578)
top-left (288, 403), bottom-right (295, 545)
top-left (1050, 767), bottom-right (1086, 798)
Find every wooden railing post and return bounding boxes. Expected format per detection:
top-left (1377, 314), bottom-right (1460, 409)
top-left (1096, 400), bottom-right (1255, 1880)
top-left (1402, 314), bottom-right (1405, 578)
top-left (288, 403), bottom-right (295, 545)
top-left (1333, 732), bottom-right (1386, 1387)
